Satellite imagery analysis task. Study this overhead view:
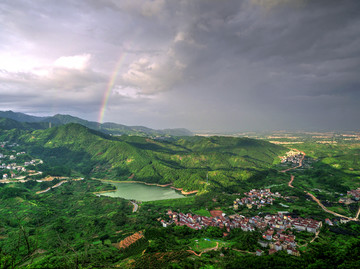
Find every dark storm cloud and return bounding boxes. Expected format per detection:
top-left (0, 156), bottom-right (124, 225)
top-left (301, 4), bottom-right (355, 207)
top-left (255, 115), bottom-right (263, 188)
top-left (0, 0), bottom-right (359, 130)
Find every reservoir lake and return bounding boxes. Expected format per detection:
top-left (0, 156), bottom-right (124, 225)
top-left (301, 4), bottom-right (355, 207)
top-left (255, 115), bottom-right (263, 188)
top-left (100, 182), bottom-right (185, 201)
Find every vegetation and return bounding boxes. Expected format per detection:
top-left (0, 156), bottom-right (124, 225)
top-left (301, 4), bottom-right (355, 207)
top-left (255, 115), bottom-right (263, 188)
top-left (1, 121), bottom-right (286, 192)
top-left (1, 120), bottom-right (360, 268)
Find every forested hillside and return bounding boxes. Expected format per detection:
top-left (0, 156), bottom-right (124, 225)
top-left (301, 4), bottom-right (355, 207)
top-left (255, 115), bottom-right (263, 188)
top-left (0, 122), bottom-right (286, 192)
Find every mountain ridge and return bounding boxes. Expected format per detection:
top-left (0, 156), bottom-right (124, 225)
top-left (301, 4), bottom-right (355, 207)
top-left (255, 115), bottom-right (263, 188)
top-left (1, 120), bottom-right (286, 192)
top-left (0, 110), bottom-right (193, 137)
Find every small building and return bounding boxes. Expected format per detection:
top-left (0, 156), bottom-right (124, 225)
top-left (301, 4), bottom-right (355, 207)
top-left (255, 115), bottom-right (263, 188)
top-left (265, 234), bottom-right (272, 240)
top-left (325, 218), bottom-right (333, 226)
top-left (258, 240), bottom-right (268, 248)
top-left (293, 223), bottom-right (306, 231)
top-left (269, 249), bottom-right (277, 255)
top-left (256, 249), bottom-right (264, 256)
top-left (306, 225), bottom-right (317, 233)
top-left (274, 242), bottom-right (282, 251)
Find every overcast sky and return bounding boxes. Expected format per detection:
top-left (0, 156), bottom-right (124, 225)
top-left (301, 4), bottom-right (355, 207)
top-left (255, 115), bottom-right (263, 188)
top-left (0, 0), bottom-right (359, 132)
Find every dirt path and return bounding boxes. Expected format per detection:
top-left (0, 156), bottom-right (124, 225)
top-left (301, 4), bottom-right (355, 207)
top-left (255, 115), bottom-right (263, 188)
top-left (355, 205), bottom-right (360, 220)
top-left (282, 149), bottom-right (359, 221)
top-left (297, 230), bottom-right (320, 248)
top-left (305, 190), bottom-right (358, 221)
top-left (187, 242), bottom-right (219, 257)
top-left (281, 150), bottom-right (305, 188)
top-left (310, 230), bottom-right (320, 243)
top-left (288, 175), bottom-right (295, 188)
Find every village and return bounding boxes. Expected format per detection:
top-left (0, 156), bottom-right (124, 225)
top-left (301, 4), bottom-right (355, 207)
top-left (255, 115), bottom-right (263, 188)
top-left (233, 188), bottom-right (281, 210)
top-left (280, 150), bottom-right (303, 165)
top-left (160, 208), bottom-right (322, 256)
top-left (0, 140), bottom-right (43, 181)
top-left (159, 187), bottom-right (325, 256)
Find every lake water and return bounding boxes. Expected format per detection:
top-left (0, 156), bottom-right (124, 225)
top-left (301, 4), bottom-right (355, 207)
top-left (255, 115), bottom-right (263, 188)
top-left (100, 182), bottom-right (185, 201)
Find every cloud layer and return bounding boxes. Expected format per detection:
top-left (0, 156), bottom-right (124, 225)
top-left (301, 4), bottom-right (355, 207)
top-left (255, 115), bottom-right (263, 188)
top-left (0, 0), bottom-right (359, 131)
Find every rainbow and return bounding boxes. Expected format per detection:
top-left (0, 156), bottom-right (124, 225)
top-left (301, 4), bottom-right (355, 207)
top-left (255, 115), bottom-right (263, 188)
top-left (98, 53), bottom-right (127, 124)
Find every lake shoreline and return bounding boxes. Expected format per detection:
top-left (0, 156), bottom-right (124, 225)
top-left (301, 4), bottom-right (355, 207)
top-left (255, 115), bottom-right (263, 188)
top-left (93, 189), bottom-right (117, 194)
top-left (98, 179), bottom-right (198, 196)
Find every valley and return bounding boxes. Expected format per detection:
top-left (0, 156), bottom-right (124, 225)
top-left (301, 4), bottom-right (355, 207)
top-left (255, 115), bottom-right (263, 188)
top-left (0, 117), bottom-right (359, 268)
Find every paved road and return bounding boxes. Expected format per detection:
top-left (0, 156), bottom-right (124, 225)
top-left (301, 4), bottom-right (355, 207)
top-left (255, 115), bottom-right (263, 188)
top-left (36, 180), bottom-right (68, 194)
top-left (130, 201), bottom-right (138, 212)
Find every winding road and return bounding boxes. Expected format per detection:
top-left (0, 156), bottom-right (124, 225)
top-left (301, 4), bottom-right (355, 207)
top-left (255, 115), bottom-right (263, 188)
top-left (304, 190), bottom-right (358, 221)
top-left (36, 180), bottom-right (68, 194)
top-left (281, 149), bottom-right (359, 222)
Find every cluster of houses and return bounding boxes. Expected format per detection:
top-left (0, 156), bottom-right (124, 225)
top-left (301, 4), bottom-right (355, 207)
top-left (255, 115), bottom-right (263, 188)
top-left (1, 144), bottom-right (43, 180)
top-left (160, 210), bottom-right (322, 256)
top-left (0, 142), bottom-right (19, 148)
top-left (347, 188), bottom-right (360, 201)
top-left (1, 159), bottom-right (43, 179)
top-left (1, 163), bottom-right (27, 179)
top-left (280, 151), bottom-right (303, 165)
top-left (161, 210), bottom-right (235, 231)
top-left (24, 159), bottom-right (43, 166)
top-left (339, 188), bottom-right (360, 204)
top-left (258, 228), bottom-right (298, 256)
top-left (258, 213), bottom-right (322, 256)
top-left (233, 188), bottom-right (281, 210)
top-left (0, 151), bottom-right (27, 161)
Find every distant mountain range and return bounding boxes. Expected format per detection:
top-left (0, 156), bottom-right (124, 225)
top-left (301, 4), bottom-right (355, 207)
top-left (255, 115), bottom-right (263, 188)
top-left (0, 111), bottom-right (193, 137)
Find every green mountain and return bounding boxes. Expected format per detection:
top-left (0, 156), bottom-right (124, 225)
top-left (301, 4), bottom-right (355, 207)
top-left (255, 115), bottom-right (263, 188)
top-left (0, 117), bottom-right (48, 131)
top-left (0, 110), bottom-right (47, 122)
top-left (0, 110), bottom-right (193, 137)
top-left (5, 122), bottom-right (286, 192)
